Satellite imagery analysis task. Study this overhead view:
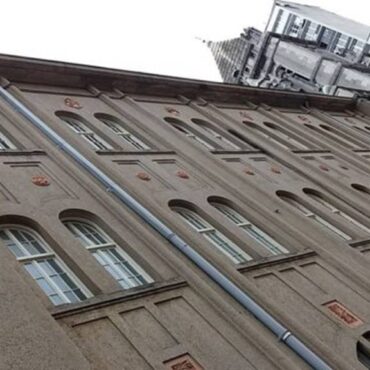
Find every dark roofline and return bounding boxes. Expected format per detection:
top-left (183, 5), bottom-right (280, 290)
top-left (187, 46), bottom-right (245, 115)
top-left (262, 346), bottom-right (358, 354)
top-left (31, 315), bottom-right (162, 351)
top-left (0, 53), bottom-right (355, 110)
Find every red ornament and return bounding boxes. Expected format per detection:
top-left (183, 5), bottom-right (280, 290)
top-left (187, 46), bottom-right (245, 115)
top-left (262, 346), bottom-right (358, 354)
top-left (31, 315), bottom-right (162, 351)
top-left (176, 170), bottom-right (189, 179)
top-left (239, 111), bottom-right (254, 121)
top-left (271, 166), bottom-right (281, 174)
top-left (136, 172), bottom-right (151, 181)
top-left (244, 168), bottom-right (255, 175)
top-left (64, 97), bottom-right (82, 109)
top-left (324, 301), bottom-right (363, 328)
top-left (165, 107), bottom-right (180, 116)
top-left (319, 164), bottom-right (329, 171)
top-left (32, 176), bottom-right (50, 187)
top-left (297, 115), bottom-right (311, 123)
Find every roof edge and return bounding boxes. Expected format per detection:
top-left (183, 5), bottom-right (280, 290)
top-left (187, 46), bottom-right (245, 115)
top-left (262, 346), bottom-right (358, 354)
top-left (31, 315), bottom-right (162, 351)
top-left (0, 53), bottom-right (356, 110)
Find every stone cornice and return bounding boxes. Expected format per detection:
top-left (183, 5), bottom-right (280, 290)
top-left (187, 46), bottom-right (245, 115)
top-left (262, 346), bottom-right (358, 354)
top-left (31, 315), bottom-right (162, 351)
top-left (0, 53), bottom-right (356, 111)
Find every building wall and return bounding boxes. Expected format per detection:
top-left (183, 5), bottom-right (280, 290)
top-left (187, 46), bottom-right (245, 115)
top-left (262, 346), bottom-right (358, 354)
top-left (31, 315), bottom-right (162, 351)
top-left (0, 69), bottom-right (370, 369)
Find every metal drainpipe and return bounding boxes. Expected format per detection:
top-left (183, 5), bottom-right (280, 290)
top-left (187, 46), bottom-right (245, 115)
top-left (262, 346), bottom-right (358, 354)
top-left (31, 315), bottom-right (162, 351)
top-left (0, 86), bottom-right (333, 370)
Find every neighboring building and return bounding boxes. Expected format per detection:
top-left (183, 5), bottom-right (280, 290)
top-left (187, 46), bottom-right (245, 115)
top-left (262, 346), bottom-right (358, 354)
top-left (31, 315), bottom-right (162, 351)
top-left (266, 0), bottom-right (370, 62)
top-left (206, 1), bottom-right (370, 96)
top-left (2, 54), bottom-right (370, 369)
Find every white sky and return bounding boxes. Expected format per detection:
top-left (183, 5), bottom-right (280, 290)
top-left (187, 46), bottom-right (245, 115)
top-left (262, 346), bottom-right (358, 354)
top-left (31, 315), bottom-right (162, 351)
top-left (3, 0), bottom-right (370, 82)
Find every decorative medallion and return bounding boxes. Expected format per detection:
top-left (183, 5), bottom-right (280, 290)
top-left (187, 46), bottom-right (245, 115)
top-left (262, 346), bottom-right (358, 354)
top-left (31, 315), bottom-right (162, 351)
top-left (166, 107), bottom-right (180, 116)
top-left (319, 164), bottom-right (329, 172)
top-left (64, 97), bottom-right (82, 109)
top-left (164, 354), bottom-right (203, 370)
top-left (136, 172), bottom-right (151, 181)
top-left (32, 176), bottom-right (50, 187)
top-left (297, 115), bottom-right (311, 123)
top-left (324, 301), bottom-right (363, 328)
top-left (271, 166), bottom-right (281, 174)
top-left (176, 170), bottom-right (189, 179)
top-left (239, 111), bottom-right (254, 121)
top-left (244, 168), bottom-right (255, 175)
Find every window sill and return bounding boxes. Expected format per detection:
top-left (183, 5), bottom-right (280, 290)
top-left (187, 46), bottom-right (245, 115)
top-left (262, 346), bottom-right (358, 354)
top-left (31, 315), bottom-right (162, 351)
top-left (236, 250), bottom-right (316, 273)
top-left (348, 238), bottom-right (370, 248)
top-left (210, 149), bottom-right (263, 155)
top-left (0, 149), bottom-right (46, 156)
top-left (292, 149), bottom-right (331, 154)
top-left (96, 150), bottom-right (176, 155)
top-left (50, 277), bottom-right (187, 318)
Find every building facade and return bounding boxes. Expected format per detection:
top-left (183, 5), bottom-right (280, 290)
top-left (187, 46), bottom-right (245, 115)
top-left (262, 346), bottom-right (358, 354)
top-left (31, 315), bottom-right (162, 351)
top-left (206, 1), bottom-right (370, 96)
top-left (0, 54), bottom-right (370, 369)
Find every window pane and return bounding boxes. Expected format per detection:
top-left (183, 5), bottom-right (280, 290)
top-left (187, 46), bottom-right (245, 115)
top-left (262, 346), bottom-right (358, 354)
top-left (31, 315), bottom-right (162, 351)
top-left (0, 231), bottom-right (25, 257)
top-left (213, 203), bottom-right (289, 255)
top-left (205, 231), bottom-right (250, 263)
top-left (12, 229), bottom-right (46, 255)
top-left (64, 219), bottom-right (151, 290)
top-left (280, 195), bottom-right (351, 240)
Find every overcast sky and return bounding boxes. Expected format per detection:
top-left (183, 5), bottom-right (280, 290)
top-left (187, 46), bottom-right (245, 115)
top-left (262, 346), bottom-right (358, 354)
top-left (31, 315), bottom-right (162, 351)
top-left (3, 0), bottom-right (370, 82)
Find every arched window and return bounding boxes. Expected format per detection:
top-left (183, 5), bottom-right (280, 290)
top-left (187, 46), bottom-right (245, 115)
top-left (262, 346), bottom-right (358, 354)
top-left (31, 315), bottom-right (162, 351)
top-left (263, 122), bottom-right (309, 150)
top-left (244, 121), bottom-right (290, 149)
top-left (164, 117), bottom-right (215, 150)
top-left (210, 201), bottom-right (289, 255)
top-left (95, 114), bottom-right (150, 151)
top-left (227, 130), bottom-right (261, 150)
top-left (319, 125), bottom-right (363, 148)
top-left (304, 124), bottom-right (362, 149)
top-left (63, 220), bottom-right (153, 289)
top-left (0, 226), bottom-right (89, 305)
top-left (304, 189), bottom-right (370, 235)
top-left (358, 343), bottom-right (370, 369)
top-left (277, 191), bottom-right (351, 240)
top-left (172, 206), bottom-right (252, 263)
top-left (352, 183), bottom-right (370, 195)
top-left (358, 332), bottom-right (370, 369)
top-left (191, 119), bottom-right (241, 150)
top-left (56, 112), bottom-right (113, 150)
top-left (0, 131), bottom-right (15, 150)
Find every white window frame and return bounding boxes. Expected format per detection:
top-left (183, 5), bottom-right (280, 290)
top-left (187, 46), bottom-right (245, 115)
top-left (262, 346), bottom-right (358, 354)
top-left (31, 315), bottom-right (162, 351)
top-left (173, 207), bottom-right (252, 263)
top-left (59, 115), bottom-right (113, 150)
top-left (0, 225), bottom-right (90, 305)
top-left (98, 117), bottom-right (150, 151)
top-left (281, 196), bottom-right (351, 240)
top-left (250, 125), bottom-right (290, 150)
top-left (307, 193), bottom-right (370, 235)
top-left (172, 123), bottom-right (215, 150)
top-left (319, 125), bottom-right (362, 149)
top-left (197, 125), bottom-right (241, 150)
top-left (0, 131), bottom-right (15, 150)
top-left (63, 219), bottom-right (153, 289)
top-left (212, 203), bottom-right (289, 255)
top-left (264, 123), bottom-right (309, 150)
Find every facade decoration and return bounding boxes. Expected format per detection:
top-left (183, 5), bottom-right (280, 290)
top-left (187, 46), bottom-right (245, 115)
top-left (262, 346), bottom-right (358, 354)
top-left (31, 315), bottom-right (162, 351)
top-left (176, 170), bottom-right (190, 179)
top-left (136, 172), bottom-right (151, 181)
top-left (324, 301), bottom-right (364, 328)
top-left (31, 175), bottom-right (50, 186)
top-left (64, 97), bottom-right (82, 109)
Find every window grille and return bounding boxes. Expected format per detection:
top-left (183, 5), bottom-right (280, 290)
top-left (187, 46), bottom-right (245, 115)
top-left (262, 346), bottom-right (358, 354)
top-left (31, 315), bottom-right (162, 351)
top-left (59, 115), bottom-right (113, 150)
top-left (211, 202), bottom-right (289, 255)
top-left (279, 194), bottom-right (351, 240)
top-left (307, 192), bottom-right (370, 235)
top-left (173, 207), bottom-right (252, 263)
top-left (64, 220), bottom-right (153, 289)
top-left (0, 227), bottom-right (89, 305)
top-left (98, 117), bottom-right (150, 150)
